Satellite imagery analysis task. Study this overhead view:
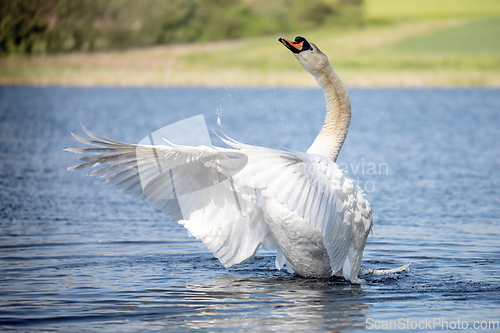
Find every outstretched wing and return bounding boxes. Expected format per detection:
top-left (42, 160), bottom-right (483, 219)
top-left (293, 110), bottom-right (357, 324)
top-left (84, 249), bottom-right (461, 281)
top-left (222, 135), bottom-right (373, 279)
top-left (65, 125), bottom-right (271, 267)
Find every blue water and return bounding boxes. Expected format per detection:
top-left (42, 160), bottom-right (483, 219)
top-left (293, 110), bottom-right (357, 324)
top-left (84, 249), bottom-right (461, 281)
top-left (0, 86), bottom-right (499, 331)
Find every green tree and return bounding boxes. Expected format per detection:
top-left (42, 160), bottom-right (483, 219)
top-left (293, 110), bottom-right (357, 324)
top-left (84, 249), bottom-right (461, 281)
top-left (0, 0), bottom-right (364, 55)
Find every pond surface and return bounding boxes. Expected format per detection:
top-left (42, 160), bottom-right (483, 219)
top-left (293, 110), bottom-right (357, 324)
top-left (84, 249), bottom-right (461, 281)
top-left (0, 87), bottom-right (499, 331)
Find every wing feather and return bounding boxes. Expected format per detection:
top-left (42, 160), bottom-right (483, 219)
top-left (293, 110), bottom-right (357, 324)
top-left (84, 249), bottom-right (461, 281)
top-left (65, 125), bottom-right (271, 267)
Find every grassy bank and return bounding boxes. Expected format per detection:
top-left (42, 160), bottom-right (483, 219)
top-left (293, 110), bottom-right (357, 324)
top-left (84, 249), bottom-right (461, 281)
top-left (1, 0), bottom-right (499, 87)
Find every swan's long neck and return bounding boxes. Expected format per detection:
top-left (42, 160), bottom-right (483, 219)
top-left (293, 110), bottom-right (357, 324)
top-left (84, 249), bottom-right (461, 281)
top-left (306, 66), bottom-right (351, 162)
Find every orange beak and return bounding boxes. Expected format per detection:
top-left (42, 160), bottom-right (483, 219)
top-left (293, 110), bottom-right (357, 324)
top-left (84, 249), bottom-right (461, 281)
top-left (279, 37), bottom-right (304, 53)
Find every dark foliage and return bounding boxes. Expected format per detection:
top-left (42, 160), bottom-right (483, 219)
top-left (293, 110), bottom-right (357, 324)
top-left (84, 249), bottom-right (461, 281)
top-left (0, 0), bottom-right (364, 55)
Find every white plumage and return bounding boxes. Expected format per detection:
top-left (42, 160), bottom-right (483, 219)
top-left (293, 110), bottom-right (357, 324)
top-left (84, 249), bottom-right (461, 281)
top-left (66, 36), bottom-right (374, 283)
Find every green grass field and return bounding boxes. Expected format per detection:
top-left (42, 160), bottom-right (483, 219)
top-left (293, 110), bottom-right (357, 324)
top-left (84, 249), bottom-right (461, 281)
top-left (365, 0), bottom-right (500, 20)
top-left (1, 0), bottom-right (499, 87)
top-left (177, 16), bottom-right (500, 86)
top-left (389, 18), bottom-right (500, 54)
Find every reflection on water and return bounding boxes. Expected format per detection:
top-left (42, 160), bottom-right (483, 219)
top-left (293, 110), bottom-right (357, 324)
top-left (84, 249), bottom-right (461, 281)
top-left (0, 87), bottom-right (499, 331)
top-left (180, 273), bottom-right (368, 331)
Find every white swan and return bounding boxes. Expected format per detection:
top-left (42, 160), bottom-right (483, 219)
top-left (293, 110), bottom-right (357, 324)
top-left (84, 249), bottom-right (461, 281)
top-left (66, 36), bottom-right (373, 283)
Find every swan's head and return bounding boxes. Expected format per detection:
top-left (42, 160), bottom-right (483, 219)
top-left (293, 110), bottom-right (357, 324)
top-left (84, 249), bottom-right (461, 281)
top-left (279, 36), bottom-right (330, 77)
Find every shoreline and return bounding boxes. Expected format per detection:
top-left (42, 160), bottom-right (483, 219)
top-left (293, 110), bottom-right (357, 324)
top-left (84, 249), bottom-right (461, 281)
top-left (1, 62), bottom-right (498, 88)
top-left (2, 17), bottom-right (499, 88)
top-left (1, 81), bottom-right (498, 89)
